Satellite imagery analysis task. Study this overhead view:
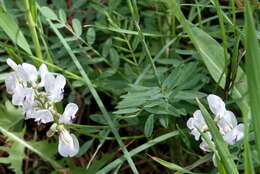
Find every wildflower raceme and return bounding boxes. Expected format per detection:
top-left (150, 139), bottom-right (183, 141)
top-left (5, 58), bottom-right (80, 157)
top-left (187, 94), bottom-right (244, 166)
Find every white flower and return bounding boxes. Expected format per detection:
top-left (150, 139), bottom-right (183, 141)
top-left (6, 58), bottom-right (38, 84)
top-left (207, 94), bottom-right (226, 120)
top-left (187, 110), bottom-right (208, 140)
top-left (12, 87), bottom-right (34, 106)
top-left (59, 103), bottom-right (78, 124)
top-left (44, 73), bottom-right (66, 102)
top-left (58, 126), bottom-right (79, 157)
top-left (207, 94), bottom-right (244, 145)
top-left (32, 109), bottom-right (54, 124)
top-left (223, 124), bottom-right (244, 145)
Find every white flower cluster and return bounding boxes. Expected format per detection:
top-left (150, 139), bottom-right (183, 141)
top-left (187, 94), bottom-right (244, 165)
top-left (5, 58), bottom-right (79, 157)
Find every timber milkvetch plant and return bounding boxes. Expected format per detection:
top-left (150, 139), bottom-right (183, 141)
top-left (5, 58), bottom-right (80, 157)
top-left (187, 94), bottom-right (244, 165)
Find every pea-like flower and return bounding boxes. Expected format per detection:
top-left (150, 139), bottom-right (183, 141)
top-left (187, 110), bottom-right (208, 141)
top-left (207, 94), bottom-right (244, 145)
top-left (59, 103), bottom-right (79, 124)
top-left (187, 94), bottom-right (244, 154)
top-left (44, 73), bottom-right (66, 103)
top-left (58, 126), bottom-right (79, 157)
top-left (222, 124), bottom-right (244, 145)
top-left (5, 58), bottom-right (80, 158)
top-left (207, 94), bottom-right (226, 121)
top-left (6, 58), bottom-right (38, 85)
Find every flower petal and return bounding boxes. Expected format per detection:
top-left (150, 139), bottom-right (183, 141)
top-left (191, 129), bottom-right (200, 141)
top-left (207, 94), bottom-right (226, 118)
top-left (44, 73), bottom-right (66, 102)
top-left (187, 117), bottom-right (194, 129)
top-left (6, 58), bottom-right (18, 70)
top-left (39, 64), bottom-right (48, 86)
top-left (58, 131), bottom-right (79, 157)
top-left (217, 111), bottom-right (237, 134)
top-left (12, 87), bottom-right (34, 106)
top-left (5, 72), bottom-right (18, 94)
top-left (22, 63), bottom-right (38, 82)
top-left (56, 75), bottom-right (66, 90)
top-left (34, 109), bottom-right (53, 124)
top-left (44, 73), bottom-right (55, 93)
top-left (199, 140), bottom-right (212, 152)
top-left (223, 124), bottom-right (244, 145)
top-left (59, 103), bottom-right (78, 124)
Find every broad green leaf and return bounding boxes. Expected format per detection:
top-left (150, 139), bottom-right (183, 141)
top-left (58, 9), bottom-right (67, 24)
top-left (144, 114), bottom-right (154, 137)
top-left (87, 28), bottom-right (96, 45)
top-left (40, 7), bottom-right (58, 20)
top-left (72, 18), bottom-right (82, 36)
top-left (113, 108), bottom-right (140, 114)
top-left (0, 6), bottom-right (32, 54)
top-left (109, 48), bottom-right (120, 70)
top-left (173, 90), bottom-right (206, 100)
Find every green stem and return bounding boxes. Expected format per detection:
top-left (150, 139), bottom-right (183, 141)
top-left (24, 0), bottom-right (42, 64)
top-left (68, 123), bottom-right (138, 130)
top-left (73, 128), bottom-right (145, 140)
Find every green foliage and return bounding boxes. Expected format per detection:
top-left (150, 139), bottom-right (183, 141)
top-left (0, 6), bottom-right (31, 54)
top-left (0, 0), bottom-right (259, 173)
top-left (0, 131), bottom-right (26, 174)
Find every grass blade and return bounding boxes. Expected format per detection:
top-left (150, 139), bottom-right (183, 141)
top-left (244, 0), bottom-right (260, 167)
top-left (148, 155), bottom-right (193, 174)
